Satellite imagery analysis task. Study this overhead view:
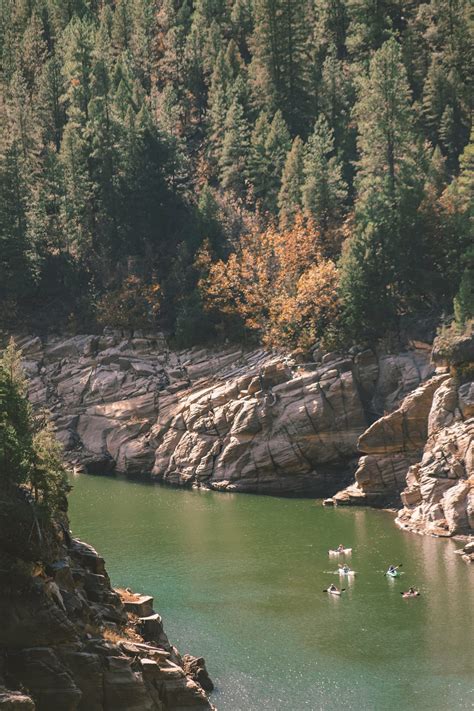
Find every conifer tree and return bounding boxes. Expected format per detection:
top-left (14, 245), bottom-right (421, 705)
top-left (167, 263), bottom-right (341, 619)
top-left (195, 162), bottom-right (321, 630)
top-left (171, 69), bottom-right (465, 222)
top-left (313, 0), bottom-right (349, 59)
top-left (219, 98), bottom-right (250, 196)
top-left (250, 0), bottom-right (311, 133)
top-left (264, 110), bottom-right (291, 212)
top-left (247, 111), bottom-right (271, 203)
top-left (318, 45), bottom-right (355, 180)
top-left (302, 116), bottom-right (347, 231)
top-left (339, 38), bottom-right (424, 338)
top-left (278, 136), bottom-right (304, 226)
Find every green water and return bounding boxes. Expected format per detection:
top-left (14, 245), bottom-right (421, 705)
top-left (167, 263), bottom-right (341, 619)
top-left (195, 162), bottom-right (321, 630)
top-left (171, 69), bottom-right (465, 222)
top-left (68, 474), bottom-right (473, 711)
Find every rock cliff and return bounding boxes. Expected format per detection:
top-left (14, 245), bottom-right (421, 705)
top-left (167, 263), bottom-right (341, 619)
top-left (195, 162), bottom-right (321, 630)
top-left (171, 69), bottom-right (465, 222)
top-left (334, 331), bottom-right (474, 540)
top-left (12, 331), bottom-right (433, 496)
top-left (0, 484), bottom-right (214, 710)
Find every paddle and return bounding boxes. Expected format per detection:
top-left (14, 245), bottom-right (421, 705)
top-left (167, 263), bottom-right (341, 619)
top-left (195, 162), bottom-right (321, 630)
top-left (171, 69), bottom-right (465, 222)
top-left (384, 563), bottom-right (403, 575)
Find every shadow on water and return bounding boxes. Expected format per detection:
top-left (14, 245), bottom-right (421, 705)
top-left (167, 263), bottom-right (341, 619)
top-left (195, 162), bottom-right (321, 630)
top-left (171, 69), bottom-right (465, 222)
top-left (68, 473), bottom-right (474, 711)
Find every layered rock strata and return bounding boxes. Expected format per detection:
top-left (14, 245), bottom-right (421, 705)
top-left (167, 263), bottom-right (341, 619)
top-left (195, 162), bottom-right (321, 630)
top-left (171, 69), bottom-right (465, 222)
top-left (12, 332), bottom-right (433, 495)
top-left (0, 485), bottom-right (214, 711)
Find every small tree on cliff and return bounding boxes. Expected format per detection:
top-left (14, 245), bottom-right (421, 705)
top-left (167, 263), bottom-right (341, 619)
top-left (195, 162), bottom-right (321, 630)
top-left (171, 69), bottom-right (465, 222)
top-left (0, 340), bottom-right (32, 487)
top-left (0, 340), bottom-right (69, 515)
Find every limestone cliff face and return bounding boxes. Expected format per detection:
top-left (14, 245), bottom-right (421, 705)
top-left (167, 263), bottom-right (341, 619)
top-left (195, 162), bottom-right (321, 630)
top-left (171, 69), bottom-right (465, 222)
top-left (0, 485), bottom-right (214, 711)
top-left (13, 332), bottom-right (432, 496)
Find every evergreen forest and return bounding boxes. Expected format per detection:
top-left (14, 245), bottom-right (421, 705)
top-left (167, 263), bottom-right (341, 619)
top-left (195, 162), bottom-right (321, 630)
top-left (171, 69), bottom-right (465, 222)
top-left (0, 0), bottom-right (472, 348)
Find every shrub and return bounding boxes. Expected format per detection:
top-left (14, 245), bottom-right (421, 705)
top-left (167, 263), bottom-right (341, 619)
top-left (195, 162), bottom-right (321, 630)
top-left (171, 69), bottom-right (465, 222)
top-left (96, 276), bottom-right (162, 331)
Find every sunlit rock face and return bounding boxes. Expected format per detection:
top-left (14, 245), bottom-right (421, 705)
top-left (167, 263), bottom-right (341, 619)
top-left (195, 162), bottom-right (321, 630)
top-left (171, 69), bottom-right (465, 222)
top-left (333, 332), bottom-right (473, 538)
top-left (14, 331), bottom-right (433, 496)
top-left (396, 377), bottom-right (474, 536)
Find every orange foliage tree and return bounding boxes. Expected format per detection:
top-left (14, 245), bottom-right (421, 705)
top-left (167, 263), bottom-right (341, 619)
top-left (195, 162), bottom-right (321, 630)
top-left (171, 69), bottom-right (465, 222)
top-left (199, 213), bottom-right (341, 348)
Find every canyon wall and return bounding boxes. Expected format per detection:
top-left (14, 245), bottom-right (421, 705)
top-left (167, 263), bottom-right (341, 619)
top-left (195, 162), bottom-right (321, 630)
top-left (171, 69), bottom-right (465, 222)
top-left (14, 331), bottom-right (432, 496)
top-left (10, 329), bottom-right (473, 538)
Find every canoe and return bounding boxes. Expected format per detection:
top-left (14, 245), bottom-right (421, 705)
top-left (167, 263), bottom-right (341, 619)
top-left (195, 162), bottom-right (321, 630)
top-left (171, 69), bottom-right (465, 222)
top-left (402, 591), bottom-right (420, 598)
top-left (328, 548), bottom-right (352, 556)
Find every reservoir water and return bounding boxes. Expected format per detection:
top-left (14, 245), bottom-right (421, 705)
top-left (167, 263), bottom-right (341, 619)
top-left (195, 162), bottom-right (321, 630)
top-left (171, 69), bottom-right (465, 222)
top-left (68, 474), bottom-right (473, 711)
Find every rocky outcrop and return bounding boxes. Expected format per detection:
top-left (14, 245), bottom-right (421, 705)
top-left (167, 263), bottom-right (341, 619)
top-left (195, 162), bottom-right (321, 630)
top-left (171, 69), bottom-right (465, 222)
top-left (334, 375), bottom-right (449, 505)
top-left (396, 377), bottom-right (473, 536)
top-left (0, 484), bottom-right (214, 710)
top-left (11, 332), bottom-right (433, 496)
top-left (333, 331), bottom-right (473, 539)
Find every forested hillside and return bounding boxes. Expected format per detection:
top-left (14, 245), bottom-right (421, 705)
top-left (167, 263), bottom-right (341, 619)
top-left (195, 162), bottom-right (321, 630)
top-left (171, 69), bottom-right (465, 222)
top-left (0, 0), bottom-right (472, 347)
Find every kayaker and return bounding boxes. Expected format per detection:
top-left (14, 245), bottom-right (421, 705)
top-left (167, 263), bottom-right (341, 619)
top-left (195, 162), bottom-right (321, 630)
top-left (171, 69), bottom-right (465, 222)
top-left (328, 583), bottom-right (338, 592)
top-left (337, 544), bottom-right (345, 552)
top-left (341, 564), bottom-right (350, 573)
top-left (388, 565), bottom-right (396, 574)
top-left (408, 587), bottom-right (417, 595)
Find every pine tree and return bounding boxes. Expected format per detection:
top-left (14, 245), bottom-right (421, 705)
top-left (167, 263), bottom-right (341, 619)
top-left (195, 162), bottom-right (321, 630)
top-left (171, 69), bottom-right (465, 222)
top-left (111, 0), bottom-right (132, 54)
top-left (230, 0), bottom-right (253, 60)
top-left (278, 136), bottom-right (304, 226)
top-left (313, 0), bottom-right (349, 60)
top-left (302, 116), bottom-right (347, 231)
top-left (264, 110), bottom-right (291, 212)
top-left (0, 340), bottom-right (32, 487)
top-left (37, 56), bottom-right (65, 151)
top-left (318, 45), bottom-right (355, 181)
top-left (219, 98), bottom-right (250, 196)
top-left (339, 37), bottom-right (425, 339)
top-left (346, 0), bottom-right (403, 62)
top-left (61, 16), bottom-right (95, 125)
top-left (206, 42), bottom-right (247, 170)
top-left (18, 11), bottom-right (48, 93)
top-left (247, 111), bottom-right (271, 204)
top-left (250, 0), bottom-right (311, 133)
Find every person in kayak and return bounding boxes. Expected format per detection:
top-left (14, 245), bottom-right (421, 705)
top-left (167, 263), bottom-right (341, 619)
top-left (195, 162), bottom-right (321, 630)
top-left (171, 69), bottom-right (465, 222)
top-left (340, 564), bottom-right (350, 573)
top-left (327, 583), bottom-right (338, 592)
top-left (388, 565), bottom-right (397, 574)
top-left (337, 544), bottom-right (345, 552)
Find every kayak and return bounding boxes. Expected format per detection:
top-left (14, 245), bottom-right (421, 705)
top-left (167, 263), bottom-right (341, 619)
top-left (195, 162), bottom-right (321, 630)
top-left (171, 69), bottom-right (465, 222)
top-left (328, 548), bottom-right (352, 556)
top-left (386, 570), bottom-right (401, 578)
top-left (326, 589), bottom-right (342, 596)
top-left (402, 591), bottom-right (420, 598)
